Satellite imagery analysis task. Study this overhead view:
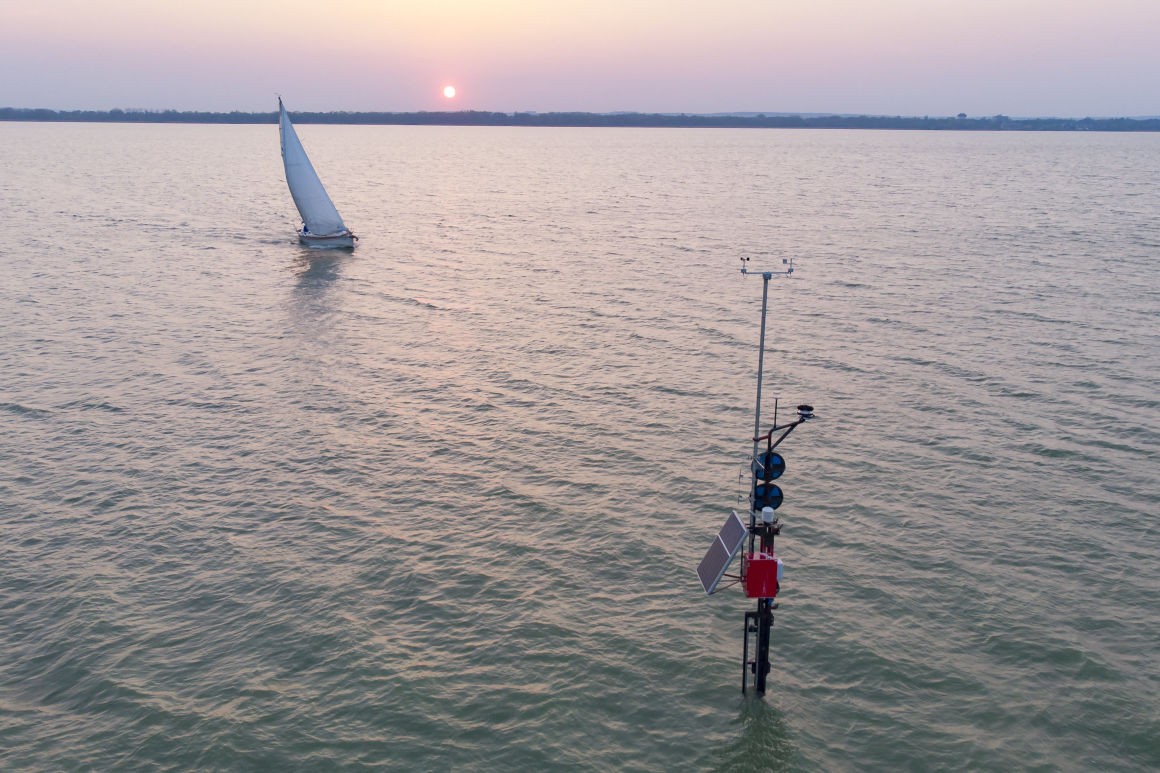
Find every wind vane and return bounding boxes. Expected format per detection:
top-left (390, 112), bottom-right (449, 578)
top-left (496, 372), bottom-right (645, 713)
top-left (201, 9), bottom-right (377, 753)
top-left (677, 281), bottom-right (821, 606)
top-left (696, 256), bottom-right (815, 695)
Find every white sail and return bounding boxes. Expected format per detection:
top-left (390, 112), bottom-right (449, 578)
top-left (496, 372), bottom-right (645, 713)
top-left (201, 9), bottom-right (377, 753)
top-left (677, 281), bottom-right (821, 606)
top-left (278, 98), bottom-right (347, 237)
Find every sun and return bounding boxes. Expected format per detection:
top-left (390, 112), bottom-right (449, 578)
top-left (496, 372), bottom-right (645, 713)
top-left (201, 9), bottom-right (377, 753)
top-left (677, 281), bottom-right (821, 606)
top-left (442, 85), bottom-right (456, 99)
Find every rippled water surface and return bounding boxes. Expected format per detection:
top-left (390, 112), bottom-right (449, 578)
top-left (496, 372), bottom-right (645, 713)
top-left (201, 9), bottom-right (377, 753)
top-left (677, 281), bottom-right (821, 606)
top-left (2, 123), bottom-right (1158, 771)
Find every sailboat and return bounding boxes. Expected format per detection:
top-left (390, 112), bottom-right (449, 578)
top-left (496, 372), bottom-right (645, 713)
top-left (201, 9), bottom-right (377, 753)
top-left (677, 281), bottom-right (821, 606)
top-left (278, 97), bottom-right (357, 248)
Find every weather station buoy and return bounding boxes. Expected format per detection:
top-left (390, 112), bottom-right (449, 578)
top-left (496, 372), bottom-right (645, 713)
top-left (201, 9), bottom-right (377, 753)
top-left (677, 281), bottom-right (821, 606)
top-left (696, 256), bottom-right (816, 695)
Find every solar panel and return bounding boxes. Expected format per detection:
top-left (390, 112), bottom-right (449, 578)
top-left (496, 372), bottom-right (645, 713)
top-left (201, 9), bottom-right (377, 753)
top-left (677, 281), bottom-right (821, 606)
top-left (697, 510), bottom-right (749, 595)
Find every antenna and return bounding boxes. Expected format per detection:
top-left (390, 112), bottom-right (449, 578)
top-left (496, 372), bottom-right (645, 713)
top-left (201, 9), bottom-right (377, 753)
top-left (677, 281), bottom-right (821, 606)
top-left (695, 255), bottom-right (816, 696)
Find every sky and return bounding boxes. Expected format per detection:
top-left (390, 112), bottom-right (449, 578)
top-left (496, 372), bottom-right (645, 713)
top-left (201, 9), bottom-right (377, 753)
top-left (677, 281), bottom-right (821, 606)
top-left (2, 0), bottom-right (1158, 117)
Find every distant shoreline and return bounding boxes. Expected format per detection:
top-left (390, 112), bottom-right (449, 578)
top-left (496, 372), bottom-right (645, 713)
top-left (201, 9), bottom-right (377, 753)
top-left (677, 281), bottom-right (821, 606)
top-left (2, 107), bottom-right (1159, 131)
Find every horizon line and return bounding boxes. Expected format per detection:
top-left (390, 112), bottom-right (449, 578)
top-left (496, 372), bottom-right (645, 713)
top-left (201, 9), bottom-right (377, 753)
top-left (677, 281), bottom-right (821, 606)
top-left (3, 107), bottom-right (1159, 132)
top-left (3, 106), bottom-right (1159, 122)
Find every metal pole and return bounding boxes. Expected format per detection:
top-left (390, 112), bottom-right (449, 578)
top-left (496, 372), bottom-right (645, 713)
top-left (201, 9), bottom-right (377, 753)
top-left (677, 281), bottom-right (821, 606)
top-left (755, 599), bottom-right (772, 693)
top-left (738, 258), bottom-right (793, 697)
top-left (753, 272), bottom-right (770, 448)
top-left (733, 255), bottom-right (798, 696)
top-left (749, 271), bottom-right (771, 553)
top-left (742, 612), bottom-right (751, 694)
top-left (752, 272), bottom-right (774, 695)
top-left (755, 521), bottom-right (777, 694)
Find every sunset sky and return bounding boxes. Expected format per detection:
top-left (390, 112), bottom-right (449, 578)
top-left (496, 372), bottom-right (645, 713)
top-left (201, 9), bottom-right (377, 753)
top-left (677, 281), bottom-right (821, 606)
top-left (2, 0), bottom-right (1158, 116)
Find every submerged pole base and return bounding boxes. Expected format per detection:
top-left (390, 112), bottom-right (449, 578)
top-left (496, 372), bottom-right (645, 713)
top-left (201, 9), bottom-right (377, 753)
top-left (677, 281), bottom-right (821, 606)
top-left (741, 600), bottom-right (776, 695)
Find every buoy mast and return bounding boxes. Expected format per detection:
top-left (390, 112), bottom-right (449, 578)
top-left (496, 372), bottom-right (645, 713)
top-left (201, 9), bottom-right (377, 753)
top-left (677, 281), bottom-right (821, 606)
top-left (696, 257), bottom-right (814, 695)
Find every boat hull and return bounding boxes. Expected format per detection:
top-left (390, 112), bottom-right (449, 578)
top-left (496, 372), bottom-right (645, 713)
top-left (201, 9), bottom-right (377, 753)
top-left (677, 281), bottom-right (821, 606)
top-left (298, 229), bottom-right (357, 249)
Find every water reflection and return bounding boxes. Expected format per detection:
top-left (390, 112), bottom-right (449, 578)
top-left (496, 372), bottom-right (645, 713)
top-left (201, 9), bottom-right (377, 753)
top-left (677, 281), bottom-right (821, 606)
top-left (285, 250), bottom-right (353, 353)
top-left (291, 248), bottom-right (349, 291)
top-left (706, 698), bottom-right (799, 772)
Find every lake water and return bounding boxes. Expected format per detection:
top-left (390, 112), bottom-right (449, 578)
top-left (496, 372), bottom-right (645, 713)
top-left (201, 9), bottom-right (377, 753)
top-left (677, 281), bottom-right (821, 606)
top-left (1, 123), bottom-right (1158, 771)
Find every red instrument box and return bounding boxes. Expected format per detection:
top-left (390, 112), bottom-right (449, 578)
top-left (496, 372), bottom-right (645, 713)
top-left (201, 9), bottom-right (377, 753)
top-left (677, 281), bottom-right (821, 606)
top-left (744, 552), bottom-right (783, 598)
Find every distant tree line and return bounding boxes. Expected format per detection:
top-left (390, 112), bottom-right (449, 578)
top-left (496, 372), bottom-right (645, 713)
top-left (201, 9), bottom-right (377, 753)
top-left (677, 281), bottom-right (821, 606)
top-left (1, 107), bottom-right (1158, 131)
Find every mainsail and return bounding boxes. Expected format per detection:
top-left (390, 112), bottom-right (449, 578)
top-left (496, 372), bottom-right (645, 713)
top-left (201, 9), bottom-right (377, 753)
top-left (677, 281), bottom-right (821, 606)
top-left (278, 98), bottom-right (347, 236)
